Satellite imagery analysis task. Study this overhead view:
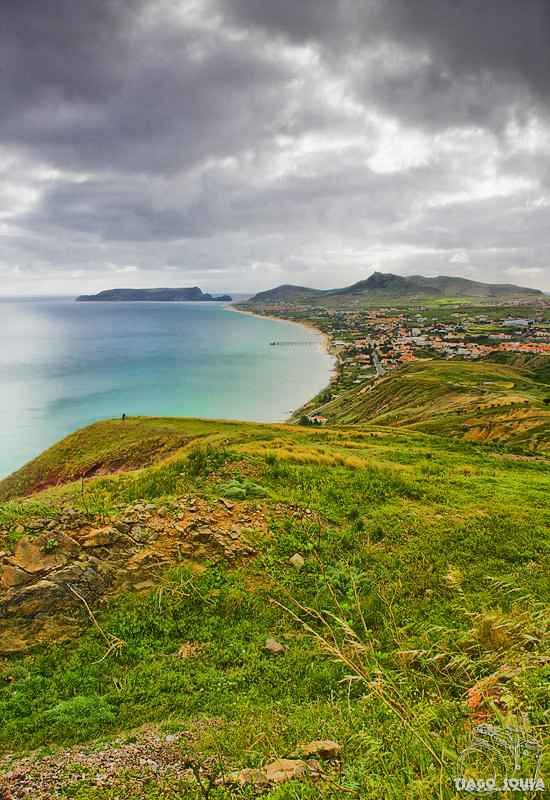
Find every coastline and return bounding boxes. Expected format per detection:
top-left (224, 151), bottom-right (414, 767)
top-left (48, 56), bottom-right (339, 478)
top-left (228, 304), bottom-right (338, 421)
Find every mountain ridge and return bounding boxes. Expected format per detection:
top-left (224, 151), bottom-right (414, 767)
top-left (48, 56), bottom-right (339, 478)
top-left (243, 272), bottom-right (543, 306)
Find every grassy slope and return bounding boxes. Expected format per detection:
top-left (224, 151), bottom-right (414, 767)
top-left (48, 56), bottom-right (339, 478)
top-left (0, 417), bottom-right (282, 502)
top-left (318, 360), bottom-right (550, 453)
top-left (0, 418), bottom-right (549, 798)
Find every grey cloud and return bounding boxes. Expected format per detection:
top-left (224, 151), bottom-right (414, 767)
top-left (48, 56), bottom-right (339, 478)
top-left (375, 0), bottom-right (550, 101)
top-left (0, 0), bottom-right (294, 175)
top-left (0, 0), bottom-right (549, 292)
top-left (214, 0), bottom-right (362, 45)
top-left (220, 0), bottom-right (550, 100)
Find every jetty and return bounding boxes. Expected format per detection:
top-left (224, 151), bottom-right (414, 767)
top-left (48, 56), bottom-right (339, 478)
top-left (269, 340), bottom-right (319, 346)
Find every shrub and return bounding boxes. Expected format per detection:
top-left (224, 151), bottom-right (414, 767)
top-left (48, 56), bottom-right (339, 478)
top-left (219, 478), bottom-right (267, 499)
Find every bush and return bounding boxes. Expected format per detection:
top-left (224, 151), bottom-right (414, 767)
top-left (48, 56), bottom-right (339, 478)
top-left (219, 478), bottom-right (267, 499)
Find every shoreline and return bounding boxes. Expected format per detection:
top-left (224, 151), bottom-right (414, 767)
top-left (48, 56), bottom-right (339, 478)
top-left (228, 304), bottom-right (338, 422)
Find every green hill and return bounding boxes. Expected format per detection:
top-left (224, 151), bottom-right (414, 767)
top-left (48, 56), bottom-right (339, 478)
top-left (241, 272), bottom-right (543, 309)
top-left (310, 360), bottom-right (550, 453)
top-left (0, 413), bottom-right (548, 798)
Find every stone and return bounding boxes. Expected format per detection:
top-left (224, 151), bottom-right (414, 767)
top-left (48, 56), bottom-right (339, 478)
top-left (225, 768), bottom-right (269, 787)
top-left (12, 580), bottom-right (63, 617)
top-left (26, 520), bottom-right (46, 530)
top-left (193, 529), bottom-right (213, 543)
top-left (264, 759), bottom-right (312, 783)
top-left (131, 525), bottom-right (151, 543)
top-left (288, 553), bottom-right (305, 570)
top-left (82, 529), bottom-right (119, 548)
top-left (263, 638), bottom-right (285, 657)
top-left (13, 533), bottom-right (80, 574)
top-left (114, 522), bottom-right (131, 535)
top-left (293, 740), bottom-right (342, 760)
top-left (132, 580), bottom-right (156, 592)
top-left (1, 563), bottom-right (33, 588)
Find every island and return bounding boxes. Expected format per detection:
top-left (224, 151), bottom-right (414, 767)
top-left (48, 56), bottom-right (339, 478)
top-left (76, 287), bottom-right (232, 302)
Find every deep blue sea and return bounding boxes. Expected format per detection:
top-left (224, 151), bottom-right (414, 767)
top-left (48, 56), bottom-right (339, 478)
top-left (0, 297), bottom-right (334, 479)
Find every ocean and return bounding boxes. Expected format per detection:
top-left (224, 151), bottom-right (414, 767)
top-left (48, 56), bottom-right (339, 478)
top-left (0, 297), bottom-right (334, 480)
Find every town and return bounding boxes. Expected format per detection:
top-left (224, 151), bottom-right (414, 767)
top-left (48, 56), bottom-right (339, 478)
top-left (243, 297), bottom-right (550, 396)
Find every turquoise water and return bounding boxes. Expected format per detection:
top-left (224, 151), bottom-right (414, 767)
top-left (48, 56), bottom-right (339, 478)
top-left (0, 298), bottom-right (334, 479)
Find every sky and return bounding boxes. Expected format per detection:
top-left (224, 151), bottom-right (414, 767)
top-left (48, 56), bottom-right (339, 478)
top-left (1, 0), bottom-right (549, 295)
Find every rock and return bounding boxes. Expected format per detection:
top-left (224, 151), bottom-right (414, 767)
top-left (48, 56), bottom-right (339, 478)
top-left (293, 740), bottom-right (342, 760)
top-left (13, 533), bottom-right (80, 574)
top-left (114, 522), bottom-right (131, 535)
top-left (193, 528), bottom-right (213, 543)
top-left (12, 580), bottom-right (64, 617)
top-left (49, 565), bottom-right (88, 584)
top-left (131, 525), bottom-right (151, 543)
top-left (26, 520), bottom-right (46, 530)
top-left (1, 563), bottom-right (33, 588)
top-left (288, 553), bottom-right (305, 570)
top-left (263, 638), bottom-right (285, 657)
top-left (128, 549), bottom-right (155, 568)
top-left (82, 529), bottom-right (119, 548)
top-left (225, 768), bottom-right (269, 787)
top-left (264, 758), bottom-right (320, 783)
top-left (133, 580), bottom-right (156, 592)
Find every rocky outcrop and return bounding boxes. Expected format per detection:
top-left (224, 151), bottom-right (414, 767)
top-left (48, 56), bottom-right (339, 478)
top-left (0, 496), bottom-right (269, 654)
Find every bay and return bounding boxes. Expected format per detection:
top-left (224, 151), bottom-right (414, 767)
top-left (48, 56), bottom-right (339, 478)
top-left (0, 297), bottom-right (334, 479)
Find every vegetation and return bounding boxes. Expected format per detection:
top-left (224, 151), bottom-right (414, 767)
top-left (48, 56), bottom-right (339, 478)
top-left (308, 360), bottom-right (550, 454)
top-left (240, 273), bottom-right (543, 310)
top-left (0, 416), bottom-right (548, 798)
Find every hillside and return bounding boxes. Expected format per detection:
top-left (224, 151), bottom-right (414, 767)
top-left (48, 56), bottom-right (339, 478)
top-left (241, 272), bottom-right (543, 309)
top-left (312, 360), bottom-right (550, 453)
top-left (76, 287), bottom-right (232, 302)
top-left (0, 415), bottom-right (548, 798)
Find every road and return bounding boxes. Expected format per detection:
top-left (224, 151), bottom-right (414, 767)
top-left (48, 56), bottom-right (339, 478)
top-left (368, 337), bottom-right (385, 377)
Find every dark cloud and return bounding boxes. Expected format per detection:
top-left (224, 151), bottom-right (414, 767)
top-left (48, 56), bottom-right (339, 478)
top-left (0, 0), bottom-right (548, 292)
top-left (215, 0), bottom-right (361, 44)
top-left (376, 0), bottom-right (550, 101)
top-left (0, 1), bottom-right (294, 175)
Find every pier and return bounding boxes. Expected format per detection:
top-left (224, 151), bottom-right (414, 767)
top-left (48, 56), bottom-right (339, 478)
top-left (269, 340), bottom-right (319, 346)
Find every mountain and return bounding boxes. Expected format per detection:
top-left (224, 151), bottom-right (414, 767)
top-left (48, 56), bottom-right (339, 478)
top-left (246, 284), bottom-right (323, 303)
top-left (76, 287), bottom-right (232, 301)
top-left (242, 272), bottom-right (543, 307)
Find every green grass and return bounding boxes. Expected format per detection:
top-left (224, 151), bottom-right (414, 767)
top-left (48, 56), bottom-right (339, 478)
top-left (0, 419), bottom-right (549, 798)
top-left (315, 360), bottom-right (550, 453)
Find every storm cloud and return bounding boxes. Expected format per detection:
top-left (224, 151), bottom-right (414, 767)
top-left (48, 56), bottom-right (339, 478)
top-left (0, 0), bottom-right (548, 293)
